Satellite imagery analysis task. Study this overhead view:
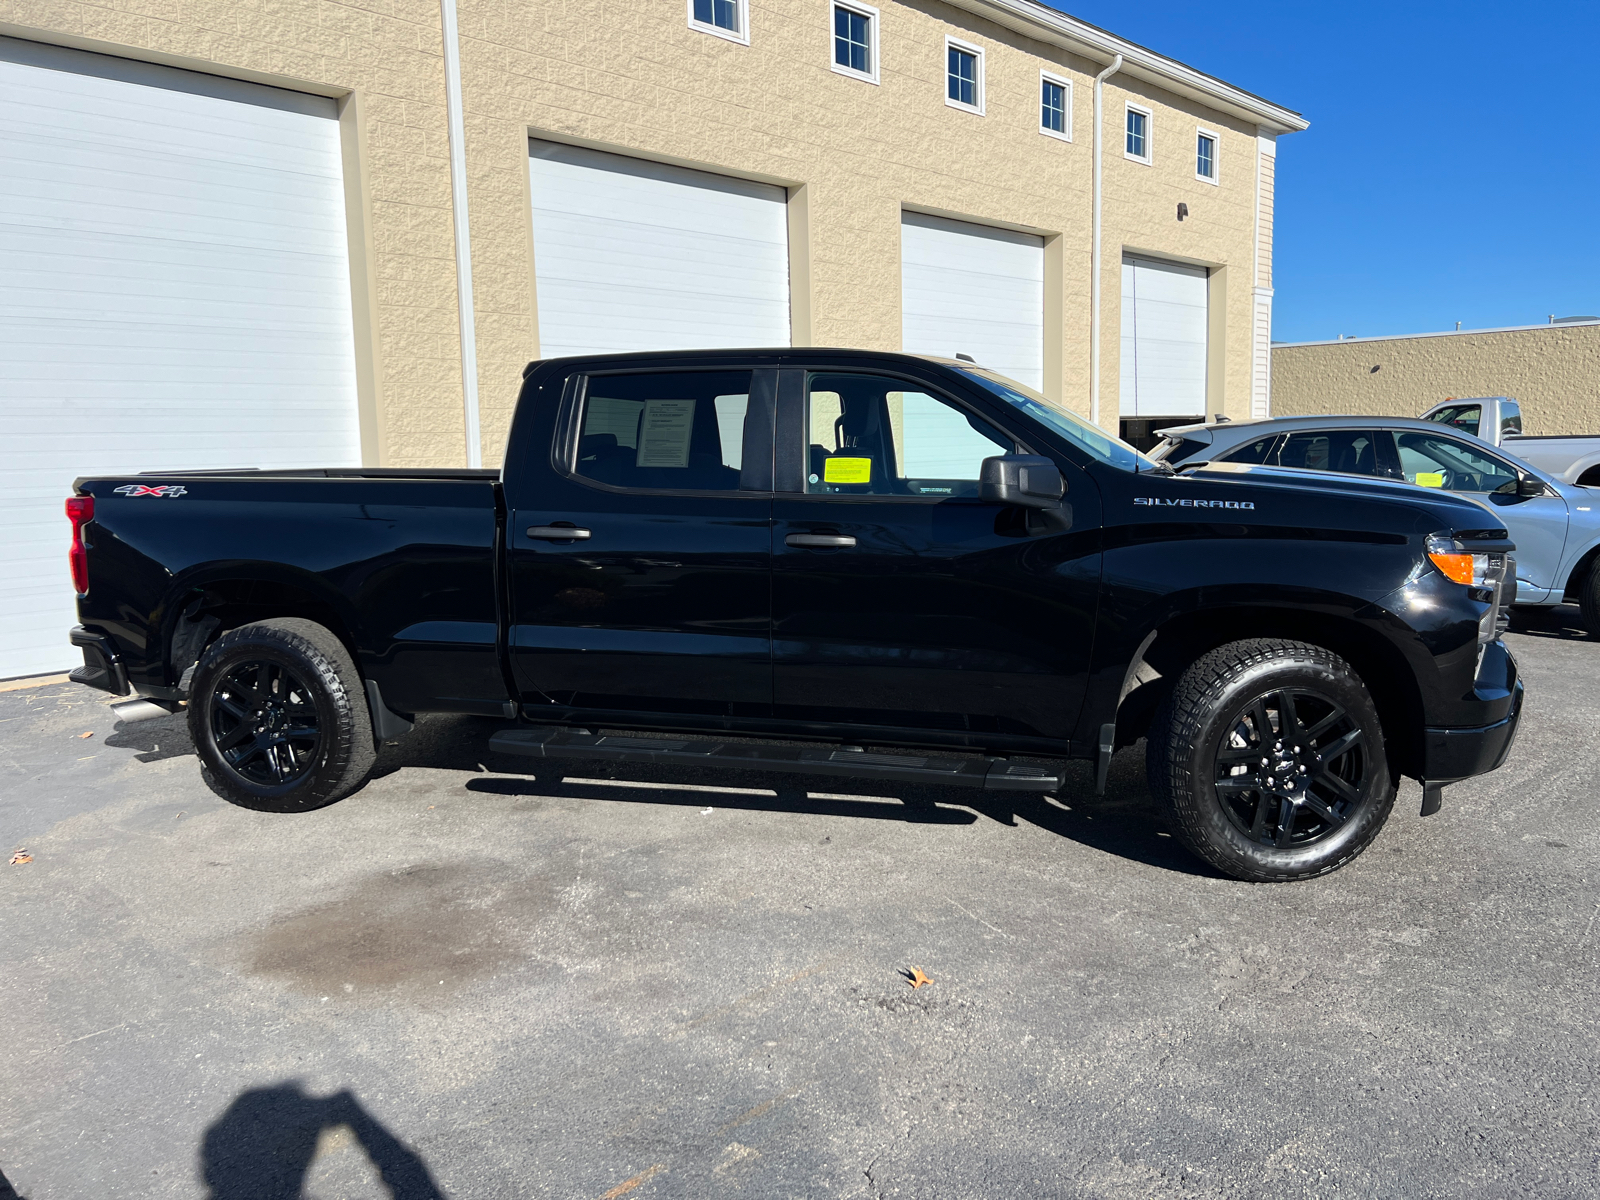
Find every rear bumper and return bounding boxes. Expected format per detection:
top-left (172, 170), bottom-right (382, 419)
top-left (1422, 679), bottom-right (1524, 784)
top-left (68, 625), bottom-right (129, 696)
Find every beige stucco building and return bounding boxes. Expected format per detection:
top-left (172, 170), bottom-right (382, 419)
top-left (1273, 320), bottom-right (1600, 436)
top-left (1, 0), bottom-right (1305, 475)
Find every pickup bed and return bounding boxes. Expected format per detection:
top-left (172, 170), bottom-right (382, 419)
top-left (68, 349), bottom-right (1524, 881)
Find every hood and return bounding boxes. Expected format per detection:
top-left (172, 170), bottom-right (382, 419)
top-left (1171, 461), bottom-right (1509, 537)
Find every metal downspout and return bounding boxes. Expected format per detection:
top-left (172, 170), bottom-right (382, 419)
top-left (1090, 53), bottom-right (1123, 430)
top-left (440, 0), bottom-right (482, 468)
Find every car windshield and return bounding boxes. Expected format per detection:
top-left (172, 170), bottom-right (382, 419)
top-left (955, 367), bottom-right (1153, 471)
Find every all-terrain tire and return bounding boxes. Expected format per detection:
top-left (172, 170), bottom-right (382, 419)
top-left (1147, 638), bottom-right (1396, 882)
top-left (1578, 562), bottom-right (1600, 638)
top-left (188, 618), bottom-right (377, 813)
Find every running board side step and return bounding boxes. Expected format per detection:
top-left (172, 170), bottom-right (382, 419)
top-left (488, 728), bottom-right (1063, 792)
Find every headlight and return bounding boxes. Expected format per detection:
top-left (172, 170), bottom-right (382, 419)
top-left (1426, 535), bottom-right (1506, 587)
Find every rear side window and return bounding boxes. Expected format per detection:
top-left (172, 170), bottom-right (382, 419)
top-left (576, 371), bottom-right (751, 491)
top-left (1274, 430), bottom-right (1386, 476)
top-left (1219, 435), bottom-right (1279, 465)
top-left (805, 372), bottom-right (1013, 497)
top-left (1151, 435), bottom-right (1210, 464)
top-left (1500, 401), bottom-right (1523, 436)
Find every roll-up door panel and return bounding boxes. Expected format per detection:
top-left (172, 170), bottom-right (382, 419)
top-left (0, 39), bottom-right (361, 679)
top-left (1119, 255), bottom-right (1208, 418)
top-left (900, 212), bottom-right (1044, 391)
top-left (528, 141), bottom-right (790, 359)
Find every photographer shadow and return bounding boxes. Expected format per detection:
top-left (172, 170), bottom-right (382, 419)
top-left (201, 1082), bottom-right (444, 1200)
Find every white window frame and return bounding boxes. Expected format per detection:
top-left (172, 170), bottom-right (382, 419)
top-left (944, 36), bottom-right (985, 116)
top-left (1195, 127), bottom-right (1219, 184)
top-left (1039, 70), bottom-right (1072, 142)
top-left (830, 1), bottom-right (879, 85)
top-left (1124, 101), bottom-right (1152, 164)
top-left (687, 0), bottom-right (750, 46)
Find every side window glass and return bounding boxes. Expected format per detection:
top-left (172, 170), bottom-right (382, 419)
top-left (1275, 430), bottom-right (1383, 476)
top-left (1220, 435), bottom-right (1278, 465)
top-left (1500, 401), bottom-right (1523, 436)
top-left (575, 371), bottom-right (752, 491)
top-left (805, 373), bottom-right (1012, 497)
top-left (1395, 432), bottom-right (1519, 494)
top-left (1425, 403), bottom-right (1482, 437)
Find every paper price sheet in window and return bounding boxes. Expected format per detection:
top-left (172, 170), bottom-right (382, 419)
top-left (635, 399), bottom-right (696, 469)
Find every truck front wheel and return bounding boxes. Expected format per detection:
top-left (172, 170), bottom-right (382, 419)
top-left (1147, 638), bottom-right (1396, 882)
top-left (187, 618), bottom-right (377, 813)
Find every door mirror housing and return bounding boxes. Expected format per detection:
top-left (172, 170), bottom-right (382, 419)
top-left (1518, 477), bottom-right (1547, 498)
top-left (980, 455), bottom-right (1065, 509)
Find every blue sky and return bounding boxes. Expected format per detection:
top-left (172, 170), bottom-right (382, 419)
top-left (1047, 0), bottom-right (1600, 344)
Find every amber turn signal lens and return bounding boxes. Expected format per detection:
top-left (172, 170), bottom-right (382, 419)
top-left (1427, 551), bottom-right (1475, 585)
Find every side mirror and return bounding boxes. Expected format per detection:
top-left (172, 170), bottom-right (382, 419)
top-left (980, 455), bottom-right (1064, 509)
top-left (1518, 477), bottom-right (1547, 498)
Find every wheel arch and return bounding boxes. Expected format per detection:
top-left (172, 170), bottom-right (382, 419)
top-left (1560, 538), bottom-right (1600, 601)
top-left (162, 566), bottom-right (363, 689)
top-left (1114, 605), bottom-right (1426, 780)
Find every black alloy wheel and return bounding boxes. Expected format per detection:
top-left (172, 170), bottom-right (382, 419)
top-left (1213, 688), bottom-right (1368, 849)
top-left (1147, 638), bottom-right (1397, 882)
top-left (209, 660), bottom-right (323, 787)
top-left (188, 618), bottom-right (378, 813)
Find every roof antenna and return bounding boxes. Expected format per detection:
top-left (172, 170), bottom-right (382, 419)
top-left (955, 353), bottom-right (976, 363)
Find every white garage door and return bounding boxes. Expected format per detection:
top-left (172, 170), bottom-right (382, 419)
top-left (0, 40), bottom-right (361, 679)
top-left (901, 212), bottom-right (1044, 391)
top-left (1119, 255), bottom-right (1209, 417)
top-left (528, 140), bottom-right (791, 358)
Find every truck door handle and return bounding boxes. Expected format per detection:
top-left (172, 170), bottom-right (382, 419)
top-left (786, 533), bottom-right (856, 548)
top-left (526, 525), bottom-right (591, 541)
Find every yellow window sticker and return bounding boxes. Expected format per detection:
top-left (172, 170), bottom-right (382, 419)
top-left (823, 456), bottom-right (872, 484)
top-left (1414, 472), bottom-right (1445, 488)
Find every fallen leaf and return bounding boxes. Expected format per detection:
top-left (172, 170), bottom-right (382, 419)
top-left (10, 850), bottom-right (31, 865)
top-left (77, 731), bottom-right (94, 739)
top-left (902, 966), bottom-right (932, 989)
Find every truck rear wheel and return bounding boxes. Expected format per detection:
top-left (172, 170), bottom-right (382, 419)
top-left (1147, 638), bottom-right (1396, 882)
top-left (187, 618), bottom-right (377, 813)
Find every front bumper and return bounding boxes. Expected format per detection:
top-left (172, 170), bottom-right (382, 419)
top-left (1423, 678), bottom-right (1524, 784)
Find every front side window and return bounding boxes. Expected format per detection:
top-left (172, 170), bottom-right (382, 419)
top-left (1196, 131), bottom-right (1217, 180)
top-left (576, 371), bottom-right (752, 492)
top-left (1425, 402), bottom-right (1483, 437)
top-left (1126, 106), bottom-right (1149, 160)
top-left (1272, 430), bottom-right (1388, 477)
top-left (689, 0), bottom-right (746, 42)
top-left (946, 42), bottom-right (982, 112)
top-left (1041, 74), bottom-right (1070, 139)
top-left (956, 367), bottom-right (1151, 471)
top-left (832, 3), bottom-right (876, 79)
top-left (804, 373), bottom-right (1012, 498)
top-left (1395, 432), bottom-right (1519, 495)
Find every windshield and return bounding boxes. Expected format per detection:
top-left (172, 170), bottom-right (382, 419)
top-left (956, 367), bottom-right (1154, 471)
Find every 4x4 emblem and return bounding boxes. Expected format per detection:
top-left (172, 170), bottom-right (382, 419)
top-left (113, 484), bottom-right (188, 498)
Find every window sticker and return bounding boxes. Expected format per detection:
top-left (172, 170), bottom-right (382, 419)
top-left (1414, 472), bottom-right (1446, 488)
top-left (635, 399), bottom-right (696, 468)
top-left (823, 456), bottom-right (872, 484)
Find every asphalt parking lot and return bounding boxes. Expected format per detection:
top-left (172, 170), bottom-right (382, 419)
top-left (1, 613), bottom-right (1596, 1199)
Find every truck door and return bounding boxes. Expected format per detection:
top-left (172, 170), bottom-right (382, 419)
top-left (769, 366), bottom-right (1100, 744)
top-left (504, 366), bottom-right (775, 719)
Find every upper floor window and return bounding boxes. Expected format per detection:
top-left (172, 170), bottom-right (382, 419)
top-left (832, 2), bottom-right (878, 84)
top-left (1196, 129), bottom-right (1218, 182)
top-left (1040, 72), bottom-right (1071, 140)
top-left (1125, 104), bottom-right (1150, 162)
top-left (689, 0), bottom-right (748, 45)
top-left (945, 39), bottom-right (984, 114)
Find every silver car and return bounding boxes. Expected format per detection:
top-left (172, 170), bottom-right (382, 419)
top-left (1150, 414), bottom-right (1600, 633)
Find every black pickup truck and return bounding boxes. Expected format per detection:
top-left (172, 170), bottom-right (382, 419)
top-left (67, 349), bottom-right (1523, 881)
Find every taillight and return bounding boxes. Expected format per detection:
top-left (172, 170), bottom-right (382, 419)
top-left (66, 495), bottom-right (94, 596)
